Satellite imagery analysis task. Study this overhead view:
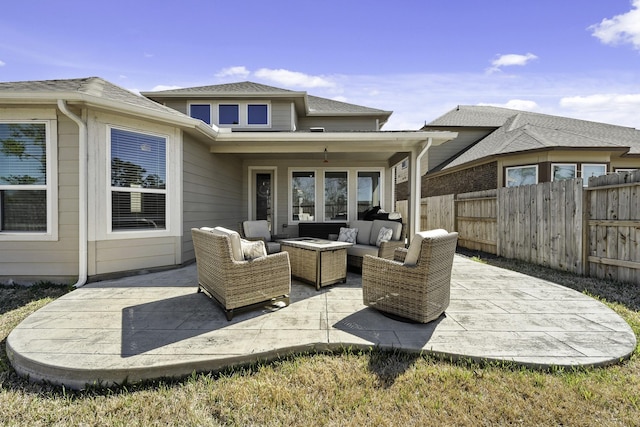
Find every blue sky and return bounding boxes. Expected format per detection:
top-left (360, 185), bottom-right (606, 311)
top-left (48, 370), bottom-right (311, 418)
top-left (1, 0), bottom-right (639, 130)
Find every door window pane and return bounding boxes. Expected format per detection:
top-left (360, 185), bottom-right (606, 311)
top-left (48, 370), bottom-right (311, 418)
top-left (357, 171), bottom-right (380, 219)
top-left (292, 171), bottom-right (315, 221)
top-left (324, 171), bottom-right (348, 221)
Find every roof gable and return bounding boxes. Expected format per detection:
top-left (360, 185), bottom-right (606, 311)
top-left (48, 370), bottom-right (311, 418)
top-left (142, 81), bottom-right (391, 118)
top-left (0, 77), bottom-right (186, 118)
top-left (429, 106), bottom-right (640, 170)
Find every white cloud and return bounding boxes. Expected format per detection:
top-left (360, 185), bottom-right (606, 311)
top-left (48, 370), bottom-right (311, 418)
top-left (253, 68), bottom-right (336, 88)
top-left (487, 53), bottom-right (538, 73)
top-left (150, 84), bottom-right (183, 91)
top-left (0, 60), bottom-right (5, 67)
top-left (589, 0), bottom-right (640, 50)
top-left (559, 93), bottom-right (640, 126)
top-left (215, 66), bottom-right (251, 79)
top-left (479, 99), bottom-right (540, 111)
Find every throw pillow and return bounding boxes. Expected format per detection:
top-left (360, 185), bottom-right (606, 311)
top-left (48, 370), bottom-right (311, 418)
top-left (338, 227), bottom-right (358, 244)
top-left (376, 227), bottom-right (393, 247)
top-left (241, 239), bottom-right (267, 260)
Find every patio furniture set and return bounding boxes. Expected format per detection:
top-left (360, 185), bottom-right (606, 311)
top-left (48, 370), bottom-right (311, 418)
top-left (191, 220), bottom-right (458, 323)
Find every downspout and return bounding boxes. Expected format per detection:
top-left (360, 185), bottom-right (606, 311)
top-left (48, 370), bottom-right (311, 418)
top-left (57, 100), bottom-right (88, 288)
top-left (411, 137), bottom-right (432, 239)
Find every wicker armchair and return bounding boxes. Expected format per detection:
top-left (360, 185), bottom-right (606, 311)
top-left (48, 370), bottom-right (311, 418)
top-left (241, 220), bottom-right (282, 254)
top-left (362, 230), bottom-right (458, 323)
top-left (191, 228), bottom-right (291, 320)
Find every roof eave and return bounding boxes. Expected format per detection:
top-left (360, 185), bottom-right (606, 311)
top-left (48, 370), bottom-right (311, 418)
top-left (0, 91), bottom-right (220, 141)
top-left (209, 130), bottom-right (457, 154)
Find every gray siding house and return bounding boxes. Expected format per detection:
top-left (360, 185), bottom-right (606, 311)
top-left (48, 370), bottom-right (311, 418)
top-left (0, 78), bottom-right (455, 284)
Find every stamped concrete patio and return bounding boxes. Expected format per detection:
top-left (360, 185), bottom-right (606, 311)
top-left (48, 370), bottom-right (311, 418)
top-left (7, 255), bottom-right (637, 390)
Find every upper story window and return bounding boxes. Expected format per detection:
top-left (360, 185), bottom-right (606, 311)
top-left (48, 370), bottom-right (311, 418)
top-left (219, 104), bottom-right (240, 125)
top-left (217, 102), bottom-right (270, 128)
top-left (189, 102), bottom-right (271, 127)
top-left (0, 122), bottom-right (56, 238)
top-left (248, 104), bottom-right (268, 125)
top-left (110, 128), bottom-right (167, 231)
top-left (189, 104), bottom-right (211, 125)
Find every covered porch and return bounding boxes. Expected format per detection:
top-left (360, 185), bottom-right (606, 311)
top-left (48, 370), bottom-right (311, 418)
top-left (209, 130), bottom-right (458, 240)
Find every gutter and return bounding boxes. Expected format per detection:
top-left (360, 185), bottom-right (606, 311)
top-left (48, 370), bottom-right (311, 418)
top-left (57, 100), bottom-right (88, 288)
top-left (410, 137), bottom-right (433, 239)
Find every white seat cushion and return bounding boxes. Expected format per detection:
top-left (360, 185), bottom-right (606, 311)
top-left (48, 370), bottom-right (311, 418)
top-left (403, 229), bottom-right (449, 266)
top-left (347, 244), bottom-right (380, 258)
top-left (243, 220), bottom-right (272, 242)
top-left (208, 226), bottom-right (244, 262)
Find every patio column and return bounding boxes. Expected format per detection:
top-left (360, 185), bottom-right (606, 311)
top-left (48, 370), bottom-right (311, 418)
top-left (409, 138), bottom-right (432, 240)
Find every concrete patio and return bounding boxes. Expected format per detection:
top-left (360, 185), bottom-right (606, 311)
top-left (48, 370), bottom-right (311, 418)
top-left (7, 255), bottom-right (637, 390)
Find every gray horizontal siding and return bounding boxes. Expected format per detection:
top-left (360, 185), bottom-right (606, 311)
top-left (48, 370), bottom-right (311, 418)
top-left (182, 136), bottom-right (243, 262)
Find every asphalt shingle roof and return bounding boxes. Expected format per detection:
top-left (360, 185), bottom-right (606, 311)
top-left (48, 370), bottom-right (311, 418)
top-left (0, 77), bottom-right (186, 118)
top-left (144, 81), bottom-right (390, 116)
top-left (427, 105), bottom-right (640, 169)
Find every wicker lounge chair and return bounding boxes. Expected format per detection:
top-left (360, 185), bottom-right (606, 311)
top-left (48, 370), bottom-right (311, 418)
top-left (191, 227), bottom-right (291, 320)
top-left (362, 229), bottom-right (458, 323)
top-left (241, 220), bottom-right (282, 254)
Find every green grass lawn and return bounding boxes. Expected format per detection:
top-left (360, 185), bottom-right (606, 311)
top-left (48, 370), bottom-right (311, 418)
top-left (1, 259), bottom-right (639, 426)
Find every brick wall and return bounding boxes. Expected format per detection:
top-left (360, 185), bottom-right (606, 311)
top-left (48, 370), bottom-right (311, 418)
top-left (395, 162), bottom-right (498, 200)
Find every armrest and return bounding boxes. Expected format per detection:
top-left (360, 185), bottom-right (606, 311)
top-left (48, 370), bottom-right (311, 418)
top-left (378, 240), bottom-right (407, 259)
top-left (394, 247), bottom-right (408, 262)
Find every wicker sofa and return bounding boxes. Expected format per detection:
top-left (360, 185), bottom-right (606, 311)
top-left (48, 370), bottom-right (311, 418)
top-left (342, 219), bottom-right (406, 269)
top-left (191, 227), bottom-right (291, 320)
top-left (362, 229), bottom-right (458, 323)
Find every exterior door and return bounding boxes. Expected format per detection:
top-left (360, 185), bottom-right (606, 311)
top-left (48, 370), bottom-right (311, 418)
top-left (253, 171), bottom-right (274, 232)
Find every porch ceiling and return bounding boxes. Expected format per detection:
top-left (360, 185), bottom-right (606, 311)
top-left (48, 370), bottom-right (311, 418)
top-left (209, 130), bottom-right (458, 164)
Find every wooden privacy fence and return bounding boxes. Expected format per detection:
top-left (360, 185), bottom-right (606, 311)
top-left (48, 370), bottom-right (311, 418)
top-left (587, 171), bottom-right (640, 284)
top-left (411, 170), bottom-right (640, 284)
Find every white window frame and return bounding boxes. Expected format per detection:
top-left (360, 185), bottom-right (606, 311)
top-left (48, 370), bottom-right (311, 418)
top-left (106, 125), bottom-right (173, 239)
top-left (287, 167), bottom-right (385, 225)
top-left (505, 165), bottom-right (538, 187)
top-left (0, 120), bottom-right (58, 241)
top-left (615, 168), bottom-right (637, 173)
top-left (581, 163), bottom-right (607, 187)
top-left (214, 101), bottom-right (271, 128)
top-left (188, 103), bottom-right (212, 125)
top-left (551, 163), bottom-right (577, 181)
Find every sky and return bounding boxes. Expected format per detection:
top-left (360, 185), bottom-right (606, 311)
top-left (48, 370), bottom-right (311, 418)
top-left (1, 0), bottom-right (639, 130)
